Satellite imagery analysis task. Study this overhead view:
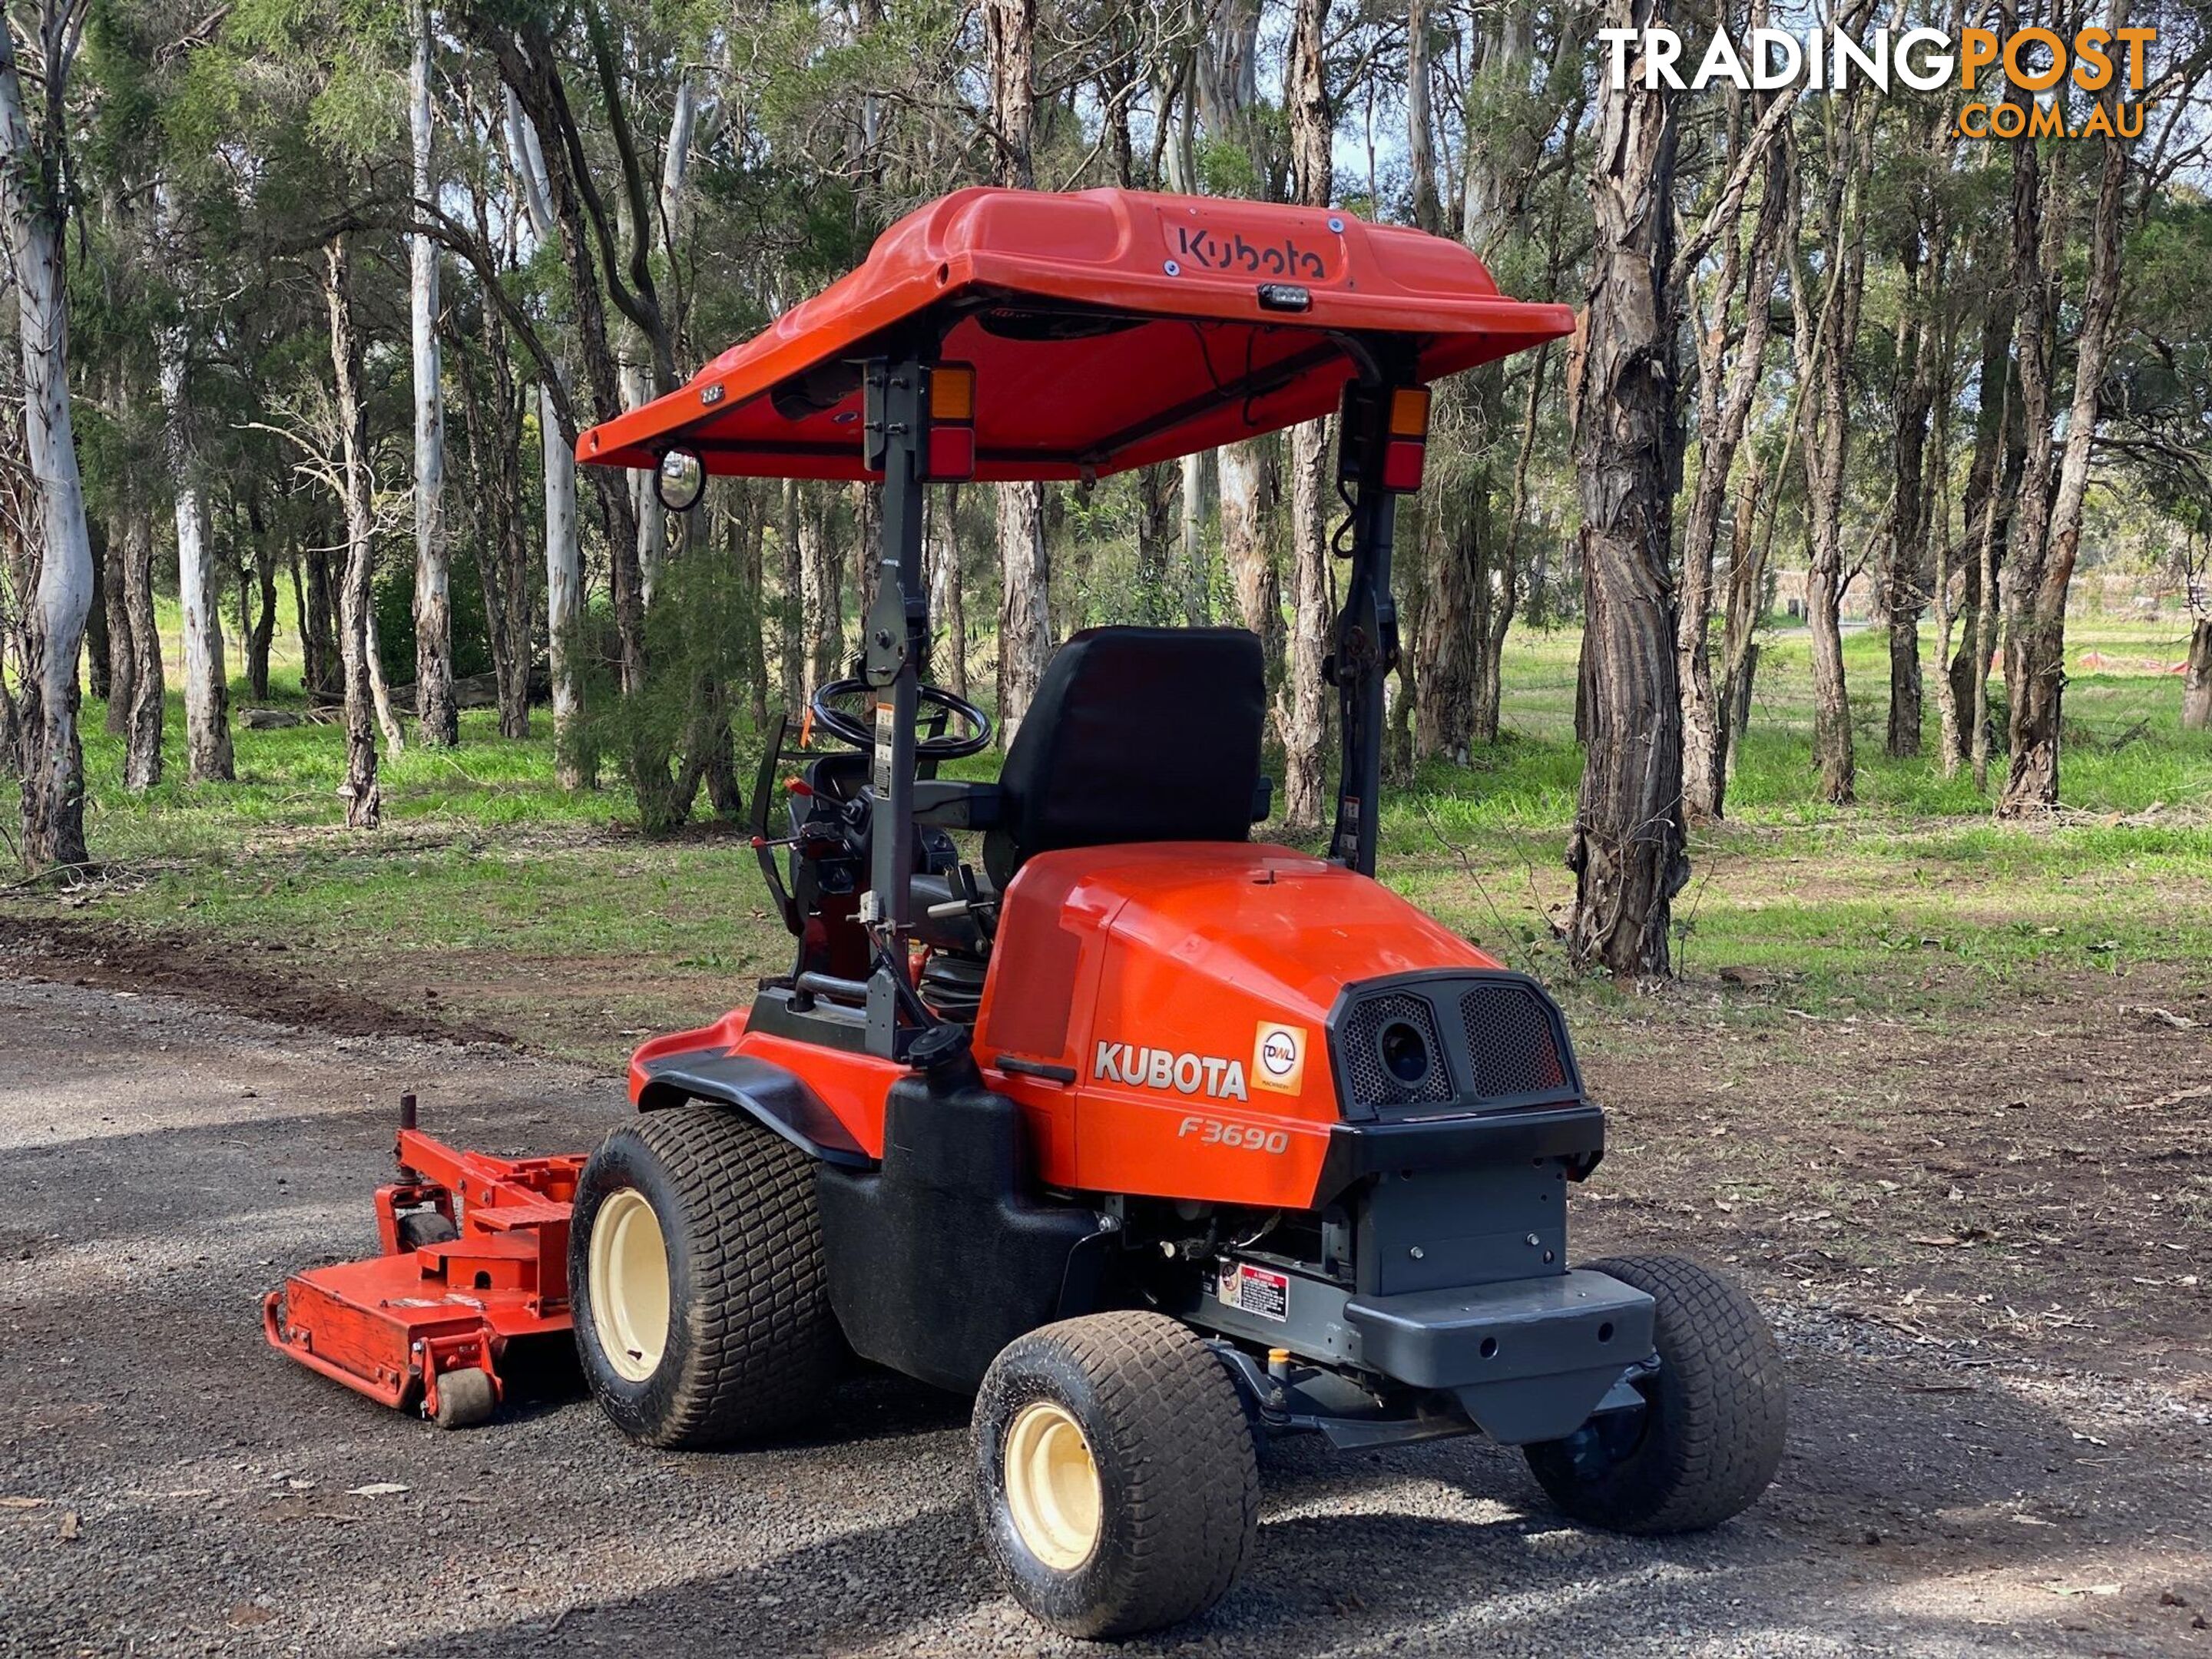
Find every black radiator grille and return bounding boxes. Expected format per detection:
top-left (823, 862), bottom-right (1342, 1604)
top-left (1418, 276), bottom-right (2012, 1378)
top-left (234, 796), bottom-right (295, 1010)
top-left (1459, 982), bottom-right (1568, 1100)
top-left (1339, 992), bottom-right (1454, 1111)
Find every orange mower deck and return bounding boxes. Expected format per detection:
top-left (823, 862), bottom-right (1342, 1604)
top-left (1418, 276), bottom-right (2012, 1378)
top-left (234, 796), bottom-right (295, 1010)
top-left (263, 1098), bottom-right (583, 1427)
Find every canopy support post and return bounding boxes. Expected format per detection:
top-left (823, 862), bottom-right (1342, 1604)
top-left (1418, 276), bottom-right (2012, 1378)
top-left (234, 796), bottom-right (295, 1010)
top-left (1327, 346), bottom-right (1413, 879)
top-left (860, 352), bottom-right (932, 1060)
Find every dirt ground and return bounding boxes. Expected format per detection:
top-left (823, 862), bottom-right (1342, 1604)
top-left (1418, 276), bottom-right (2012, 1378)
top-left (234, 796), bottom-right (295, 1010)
top-left (1, 936), bottom-right (2208, 1657)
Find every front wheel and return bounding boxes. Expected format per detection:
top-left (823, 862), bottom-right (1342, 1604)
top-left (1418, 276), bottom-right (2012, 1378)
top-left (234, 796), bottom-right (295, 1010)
top-left (568, 1108), bottom-right (840, 1448)
top-left (1524, 1253), bottom-right (1787, 1534)
top-left (972, 1313), bottom-right (1259, 1640)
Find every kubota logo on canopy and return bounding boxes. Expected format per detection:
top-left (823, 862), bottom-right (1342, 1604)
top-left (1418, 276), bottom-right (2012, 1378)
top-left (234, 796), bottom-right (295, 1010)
top-left (1094, 1041), bottom-right (1250, 1102)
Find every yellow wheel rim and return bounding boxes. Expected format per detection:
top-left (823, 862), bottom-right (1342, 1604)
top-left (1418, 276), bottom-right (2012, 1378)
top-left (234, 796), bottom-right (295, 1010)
top-left (588, 1188), bottom-right (671, 1382)
top-left (1003, 1400), bottom-right (1102, 1571)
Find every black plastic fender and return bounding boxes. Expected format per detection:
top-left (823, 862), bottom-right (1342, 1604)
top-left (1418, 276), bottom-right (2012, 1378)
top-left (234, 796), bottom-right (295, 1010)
top-left (633, 1048), bottom-right (874, 1169)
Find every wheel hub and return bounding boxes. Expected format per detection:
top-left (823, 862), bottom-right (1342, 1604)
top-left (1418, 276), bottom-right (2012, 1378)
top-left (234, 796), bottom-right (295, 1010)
top-left (587, 1187), bottom-right (671, 1382)
top-left (1002, 1400), bottom-right (1102, 1571)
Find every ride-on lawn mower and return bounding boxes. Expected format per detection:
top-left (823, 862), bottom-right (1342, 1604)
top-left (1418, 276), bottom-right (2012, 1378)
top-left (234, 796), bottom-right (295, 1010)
top-left (267, 187), bottom-right (1786, 1638)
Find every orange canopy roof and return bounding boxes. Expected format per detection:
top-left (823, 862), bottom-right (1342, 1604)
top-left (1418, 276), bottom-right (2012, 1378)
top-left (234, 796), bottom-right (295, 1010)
top-left (577, 187), bottom-right (1576, 484)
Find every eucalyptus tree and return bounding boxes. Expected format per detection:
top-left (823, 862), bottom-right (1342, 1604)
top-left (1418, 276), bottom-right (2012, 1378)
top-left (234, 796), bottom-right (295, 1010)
top-left (1566, 0), bottom-right (1686, 979)
top-left (0, 0), bottom-right (96, 869)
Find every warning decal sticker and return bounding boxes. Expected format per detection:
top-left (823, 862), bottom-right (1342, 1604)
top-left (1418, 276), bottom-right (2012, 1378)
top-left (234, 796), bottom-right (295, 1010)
top-left (1219, 1263), bottom-right (1290, 1323)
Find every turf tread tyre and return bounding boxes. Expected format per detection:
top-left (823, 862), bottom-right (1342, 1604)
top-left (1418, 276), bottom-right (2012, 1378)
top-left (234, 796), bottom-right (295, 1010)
top-left (974, 1311), bottom-right (1260, 1639)
top-left (571, 1108), bottom-right (838, 1449)
top-left (1525, 1253), bottom-right (1786, 1535)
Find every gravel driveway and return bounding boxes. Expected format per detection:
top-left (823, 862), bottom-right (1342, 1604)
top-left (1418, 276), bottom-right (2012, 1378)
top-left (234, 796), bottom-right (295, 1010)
top-left (2, 973), bottom-right (2205, 1657)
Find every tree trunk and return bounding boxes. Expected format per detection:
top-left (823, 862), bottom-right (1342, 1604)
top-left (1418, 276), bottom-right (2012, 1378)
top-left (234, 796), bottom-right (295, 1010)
top-left (1789, 112), bottom-right (1867, 808)
top-left (409, 0), bottom-right (455, 748)
top-left (1883, 223), bottom-right (1936, 760)
top-left (1271, 0), bottom-right (1333, 830)
top-left (737, 493), bottom-right (769, 731)
top-left (1280, 418), bottom-right (1332, 828)
top-left (1415, 508), bottom-right (1481, 762)
top-left (475, 21), bottom-right (663, 820)
top-left (1946, 298), bottom-right (2018, 767)
top-left (508, 98), bottom-right (584, 780)
top-left (243, 491), bottom-right (279, 702)
top-left (1218, 438), bottom-right (1278, 669)
top-left (928, 483), bottom-right (969, 698)
top-left (159, 292), bottom-right (234, 786)
top-left (84, 518), bottom-right (109, 704)
top-left (100, 509), bottom-right (132, 737)
top-left (984, 0), bottom-right (1051, 740)
top-left (1999, 17), bottom-right (2128, 816)
top-left (0, 22), bottom-right (94, 868)
top-left (995, 483), bottom-right (1051, 741)
top-left (117, 502), bottom-right (163, 790)
top-left (800, 488), bottom-right (840, 697)
top-left (1565, 0), bottom-right (1687, 981)
top-left (1134, 465), bottom-right (1173, 624)
top-left (1715, 445), bottom-right (1767, 784)
top-left (325, 235), bottom-right (380, 830)
top-left (469, 301), bottom-right (532, 740)
top-left (1178, 452), bottom-right (1209, 624)
top-left (541, 382), bottom-right (585, 783)
top-left (301, 522), bottom-right (340, 704)
top-left (777, 477), bottom-right (804, 710)
top-left (2183, 617), bottom-right (2211, 731)
top-left (1679, 127), bottom-right (1783, 821)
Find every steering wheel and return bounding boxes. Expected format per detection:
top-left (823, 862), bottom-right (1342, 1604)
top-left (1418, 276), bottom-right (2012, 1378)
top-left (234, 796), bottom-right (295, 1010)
top-left (807, 677), bottom-right (994, 760)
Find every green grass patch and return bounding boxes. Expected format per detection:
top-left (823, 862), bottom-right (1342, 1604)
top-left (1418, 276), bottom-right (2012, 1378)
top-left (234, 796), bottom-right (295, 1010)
top-left (7, 609), bottom-right (2207, 1052)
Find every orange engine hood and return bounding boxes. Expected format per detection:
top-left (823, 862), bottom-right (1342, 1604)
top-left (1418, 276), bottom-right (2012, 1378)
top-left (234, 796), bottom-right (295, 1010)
top-left (975, 843), bottom-right (1498, 1131)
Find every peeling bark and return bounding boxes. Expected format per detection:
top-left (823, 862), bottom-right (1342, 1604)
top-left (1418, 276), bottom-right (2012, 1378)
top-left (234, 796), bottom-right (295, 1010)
top-left (1567, 0), bottom-right (1687, 980)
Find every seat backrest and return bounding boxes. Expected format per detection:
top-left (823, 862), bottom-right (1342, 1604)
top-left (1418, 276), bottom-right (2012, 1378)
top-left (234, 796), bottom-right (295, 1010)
top-left (983, 627), bottom-right (1266, 889)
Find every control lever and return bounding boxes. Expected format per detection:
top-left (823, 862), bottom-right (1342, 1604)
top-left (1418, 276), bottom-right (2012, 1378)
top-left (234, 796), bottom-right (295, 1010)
top-left (925, 863), bottom-right (996, 924)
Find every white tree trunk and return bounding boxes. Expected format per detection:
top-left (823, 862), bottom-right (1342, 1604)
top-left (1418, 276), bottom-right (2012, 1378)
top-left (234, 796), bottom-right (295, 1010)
top-left (995, 483), bottom-right (1050, 741)
top-left (410, 0), bottom-right (455, 747)
top-left (326, 235), bottom-right (382, 829)
top-left (539, 380), bottom-right (584, 787)
top-left (154, 187), bottom-right (233, 785)
top-left (1280, 418), bottom-right (1332, 827)
top-left (658, 72), bottom-right (697, 249)
top-left (1217, 439), bottom-right (1276, 662)
top-left (623, 361), bottom-right (665, 604)
top-left (507, 88), bottom-right (584, 786)
top-left (0, 25), bottom-right (93, 866)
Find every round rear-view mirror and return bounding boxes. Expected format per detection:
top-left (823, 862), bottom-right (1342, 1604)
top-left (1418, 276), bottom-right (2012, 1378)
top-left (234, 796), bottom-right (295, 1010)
top-left (656, 448), bottom-right (706, 513)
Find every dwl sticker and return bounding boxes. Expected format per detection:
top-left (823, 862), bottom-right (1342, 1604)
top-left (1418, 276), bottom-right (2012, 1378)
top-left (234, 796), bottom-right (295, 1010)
top-left (1251, 1022), bottom-right (1307, 1094)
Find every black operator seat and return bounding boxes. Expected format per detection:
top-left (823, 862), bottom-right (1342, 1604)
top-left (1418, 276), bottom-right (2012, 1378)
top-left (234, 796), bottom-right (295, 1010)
top-left (980, 626), bottom-right (1269, 892)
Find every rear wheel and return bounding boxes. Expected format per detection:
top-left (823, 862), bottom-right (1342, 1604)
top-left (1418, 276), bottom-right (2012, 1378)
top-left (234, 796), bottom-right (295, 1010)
top-left (569, 1108), bottom-right (839, 1448)
top-left (972, 1312), bottom-right (1259, 1640)
top-left (1524, 1253), bottom-right (1787, 1534)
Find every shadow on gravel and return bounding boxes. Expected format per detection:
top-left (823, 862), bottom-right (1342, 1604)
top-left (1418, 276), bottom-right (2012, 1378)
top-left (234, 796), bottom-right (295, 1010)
top-left (360, 1502), bottom-right (995, 1659)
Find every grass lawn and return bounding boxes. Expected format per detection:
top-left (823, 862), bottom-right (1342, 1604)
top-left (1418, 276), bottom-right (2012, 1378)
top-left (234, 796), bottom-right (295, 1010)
top-left (5, 608), bottom-right (2208, 1059)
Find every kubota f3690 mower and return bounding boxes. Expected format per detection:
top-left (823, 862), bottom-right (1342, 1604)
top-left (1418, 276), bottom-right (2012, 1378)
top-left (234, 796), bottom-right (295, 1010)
top-left (268, 187), bottom-right (1786, 1639)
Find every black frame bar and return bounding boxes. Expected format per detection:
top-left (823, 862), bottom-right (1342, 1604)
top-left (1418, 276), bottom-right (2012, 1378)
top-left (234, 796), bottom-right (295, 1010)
top-left (823, 321), bottom-right (1414, 1060)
